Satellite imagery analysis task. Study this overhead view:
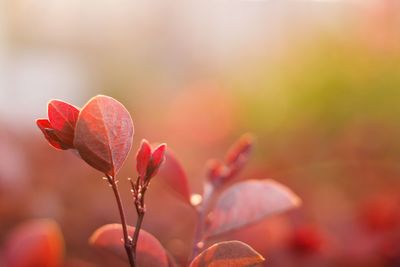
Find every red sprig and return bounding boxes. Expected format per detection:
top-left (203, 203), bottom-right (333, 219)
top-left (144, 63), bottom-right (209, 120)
top-left (136, 139), bottom-right (167, 182)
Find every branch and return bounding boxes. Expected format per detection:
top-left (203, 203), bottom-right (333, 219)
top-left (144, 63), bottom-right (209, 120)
top-left (189, 183), bottom-right (215, 262)
top-left (130, 176), bottom-right (148, 261)
top-left (106, 174), bottom-right (136, 267)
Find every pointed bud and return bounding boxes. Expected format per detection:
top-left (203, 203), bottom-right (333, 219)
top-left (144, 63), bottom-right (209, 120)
top-left (206, 159), bottom-right (228, 185)
top-left (207, 134), bottom-right (255, 188)
top-left (136, 139), bottom-right (152, 178)
top-left (147, 143), bottom-right (167, 180)
top-left (225, 134), bottom-right (254, 166)
top-left (151, 144), bottom-right (167, 167)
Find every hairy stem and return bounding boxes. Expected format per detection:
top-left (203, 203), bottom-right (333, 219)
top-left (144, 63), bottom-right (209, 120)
top-left (130, 177), bottom-right (148, 261)
top-left (106, 174), bottom-right (136, 267)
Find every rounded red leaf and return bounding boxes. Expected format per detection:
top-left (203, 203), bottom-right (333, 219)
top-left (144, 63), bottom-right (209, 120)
top-left (4, 219), bottom-right (65, 267)
top-left (205, 179), bottom-right (301, 238)
top-left (74, 95), bottom-right (134, 176)
top-left (189, 240), bottom-right (265, 267)
top-left (89, 224), bottom-right (169, 267)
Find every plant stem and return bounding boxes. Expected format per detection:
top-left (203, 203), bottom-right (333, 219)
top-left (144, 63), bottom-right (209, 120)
top-left (106, 174), bottom-right (136, 267)
top-left (190, 208), bottom-right (205, 260)
top-left (130, 177), bottom-right (148, 262)
top-left (189, 183), bottom-right (215, 262)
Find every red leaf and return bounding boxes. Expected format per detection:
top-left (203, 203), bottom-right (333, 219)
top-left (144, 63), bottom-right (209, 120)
top-left (290, 225), bottom-right (324, 254)
top-left (157, 149), bottom-right (192, 204)
top-left (47, 100), bottom-right (79, 148)
top-left (151, 143), bottom-right (167, 169)
top-left (189, 240), bottom-right (265, 267)
top-left (136, 139), bottom-right (152, 178)
top-left (207, 134), bottom-right (254, 187)
top-left (89, 224), bottom-right (169, 267)
top-left (205, 179), bottom-right (301, 237)
top-left (206, 159), bottom-right (229, 184)
top-left (224, 134), bottom-right (254, 166)
top-left (147, 143), bottom-right (167, 179)
top-left (74, 95), bottom-right (134, 176)
top-left (4, 219), bottom-right (65, 267)
top-left (36, 119), bottom-right (68, 150)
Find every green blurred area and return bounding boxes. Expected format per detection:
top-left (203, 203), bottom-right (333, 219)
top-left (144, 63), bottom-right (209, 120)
top-left (235, 38), bottom-right (400, 134)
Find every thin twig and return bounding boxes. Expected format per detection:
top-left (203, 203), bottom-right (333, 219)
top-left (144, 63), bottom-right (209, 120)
top-left (189, 183), bottom-right (215, 262)
top-left (106, 174), bottom-right (136, 267)
top-left (130, 176), bottom-right (148, 261)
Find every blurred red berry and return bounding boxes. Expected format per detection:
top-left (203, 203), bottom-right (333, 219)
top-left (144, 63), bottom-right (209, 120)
top-left (379, 238), bottom-right (400, 267)
top-left (359, 195), bottom-right (400, 232)
top-left (290, 225), bottom-right (323, 254)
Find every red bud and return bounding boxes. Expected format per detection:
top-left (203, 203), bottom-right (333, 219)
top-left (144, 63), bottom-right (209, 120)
top-left (135, 141), bottom-right (167, 181)
top-left (136, 139), bottom-right (152, 178)
top-left (206, 159), bottom-right (228, 185)
top-left (225, 134), bottom-right (254, 166)
top-left (151, 144), bottom-right (167, 168)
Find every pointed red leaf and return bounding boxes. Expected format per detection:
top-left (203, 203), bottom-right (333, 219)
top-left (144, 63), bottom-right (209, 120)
top-left (208, 134), bottom-right (255, 187)
top-left (206, 159), bottom-right (228, 184)
top-left (205, 179), bottom-right (301, 238)
top-left (224, 134), bottom-right (254, 165)
top-left (74, 95), bottom-right (134, 176)
top-left (137, 139), bottom-right (152, 177)
top-left (48, 100), bottom-right (79, 148)
top-left (151, 143), bottom-right (167, 168)
top-left (89, 224), bottom-right (169, 267)
top-left (4, 219), bottom-right (65, 267)
top-left (189, 241), bottom-right (265, 267)
top-left (147, 143), bottom-right (167, 179)
top-left (36, 119), bottom-right (68, 150)
top-left (157, 149), bottom-right (192, 204)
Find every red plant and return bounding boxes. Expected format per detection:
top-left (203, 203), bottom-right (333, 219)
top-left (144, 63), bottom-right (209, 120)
top-left (35, 95), bottom-right (301, 267)
top-left (2, 219), bottom-right (65, 267)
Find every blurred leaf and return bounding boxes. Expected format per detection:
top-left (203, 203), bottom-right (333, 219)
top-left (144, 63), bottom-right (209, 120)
top-left (89, 224), bottom-right (169, 267)
top-left (4, 219), bottom-right (64, 267)
top-left (63, 258), bottom-right (97, 267)
top-left (208, 134), bottom-right (254, 187)
top-left (189, 240), bottom-right (265, 267)
top-left (224, 134), bottom-right (254, 166)
top-left (157, 149), bottom-right (192, 204)
top-left (74, 95), bottom-right (134, 176)
top-left (205, 179), bottom-right (301, 237)
top-left (167, 253), bottom-right (178, 267)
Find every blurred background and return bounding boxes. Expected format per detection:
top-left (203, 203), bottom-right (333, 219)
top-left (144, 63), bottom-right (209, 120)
top-left (1, 0), bottom-right (400, 266)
